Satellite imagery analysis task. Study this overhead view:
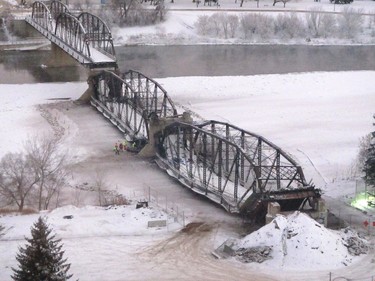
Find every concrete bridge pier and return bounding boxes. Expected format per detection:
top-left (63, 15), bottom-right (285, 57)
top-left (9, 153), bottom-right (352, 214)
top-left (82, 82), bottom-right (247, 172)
top-left (139, 112), bottom-right (193, 158)
top-left (76, 70), bottom-right (99, 103)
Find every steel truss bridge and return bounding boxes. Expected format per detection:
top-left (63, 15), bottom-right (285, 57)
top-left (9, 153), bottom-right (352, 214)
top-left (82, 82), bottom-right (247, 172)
top-left (25, 0), bottom-right (117, 69)
top-left (25, 3), bottom-right (320, 218)
top-left (90, 69), bottom-right (320, 218)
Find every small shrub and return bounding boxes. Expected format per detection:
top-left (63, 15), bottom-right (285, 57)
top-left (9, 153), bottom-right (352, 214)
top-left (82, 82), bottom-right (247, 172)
top-left (240, 13), bottom-right (274, 40)
top-left (274, 13), bottom-right (306, 39)
top-left (195, 15), bottom-right (211, 36)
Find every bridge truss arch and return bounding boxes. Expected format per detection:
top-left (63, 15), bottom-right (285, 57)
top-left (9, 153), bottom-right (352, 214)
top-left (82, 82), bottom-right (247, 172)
top-left (196, 120), bottom-right (311, 191)
top-left (30, 1), bottom-right (53, 31)
top-left (90, 70), bottom-right (178, 140)
top-left (122, 70), bottom-right (178, 118)
top-left (78, 12), bottom-right (116, 60)
top-left (50, 0), bottom-right (70, 21)
top-left (155, 121), bottom-right (257, 213)
top-left (55, 12), bottom-right (91, 58)
top-left (155, 121), bottom-right (319, 215)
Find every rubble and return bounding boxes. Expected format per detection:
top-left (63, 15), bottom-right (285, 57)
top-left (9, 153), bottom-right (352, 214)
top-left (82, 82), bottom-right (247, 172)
top-left (214, 212), bottom-right (370, 270)
top-left (235, 246), bottom-right (273, 263)
top-left (341, 228), bottom-right (369, 256)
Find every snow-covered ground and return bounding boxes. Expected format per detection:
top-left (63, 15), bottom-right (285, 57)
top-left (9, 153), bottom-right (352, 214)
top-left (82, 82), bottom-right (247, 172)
top-left (112, 0), bottom-right (375, 45)
top-left (0, 71), bottom-right (374, 280)
top-left (1, 0), bottom-right (375, 280)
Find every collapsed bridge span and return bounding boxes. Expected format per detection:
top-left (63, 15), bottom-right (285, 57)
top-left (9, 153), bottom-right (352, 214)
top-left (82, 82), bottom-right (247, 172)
top-left (154, 120), bottom-right (321, 218)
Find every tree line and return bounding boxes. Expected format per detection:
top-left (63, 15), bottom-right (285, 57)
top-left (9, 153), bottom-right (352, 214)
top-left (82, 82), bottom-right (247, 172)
top-left (195, 8), bottom-right (374, 41)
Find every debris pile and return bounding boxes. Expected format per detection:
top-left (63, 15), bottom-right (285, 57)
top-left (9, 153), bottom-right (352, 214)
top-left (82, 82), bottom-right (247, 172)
top-left (214, 211), bottom-right (370, 270)
top-left (235, 246), bottom-right (272, 263)
top-left (341, 228), bottom-right (369, 256)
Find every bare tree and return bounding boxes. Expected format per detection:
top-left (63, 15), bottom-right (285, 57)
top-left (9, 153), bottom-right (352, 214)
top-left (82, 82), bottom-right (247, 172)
top-left (306, 7), bottom-right (324, 38)
top-left (210, 13), bottom-right (222, 37)
top-left (195, 15), bottom-right (211, 36)
top-left (25, 135), bottom-right (68, 211)
top-left (337, 7), bottom-right (364, 38)
top-left (219, 13), bottom-right (230, 39)
top-left (228, 14), bottom-right (239, 38)
top-left (0, 153), bottom-right (39, 211)
top-left (0, 224), bottom-right (5, 238)
top-left (93, 170), bottom-right (109, 206)
top-left (111, 0), bottom-right (138, 25)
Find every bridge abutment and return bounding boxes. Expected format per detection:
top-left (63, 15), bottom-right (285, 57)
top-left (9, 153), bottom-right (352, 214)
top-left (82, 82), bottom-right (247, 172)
top-left (76, 70), bottom-right (100, 103)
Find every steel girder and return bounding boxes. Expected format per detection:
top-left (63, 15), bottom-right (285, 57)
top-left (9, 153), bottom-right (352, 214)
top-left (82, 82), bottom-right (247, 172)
top-left (122, 70), bottom-right (178, 119)
top-left (155, 121), bottom-right (258, 213)
top-left (196, 120), bottom-right (312, 192)
top-left (78, 12), bottom-right (116, 60)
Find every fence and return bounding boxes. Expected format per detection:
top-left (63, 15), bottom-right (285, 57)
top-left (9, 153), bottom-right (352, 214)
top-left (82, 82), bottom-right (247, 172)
top-left (141, 184), bottom-right (186, 227)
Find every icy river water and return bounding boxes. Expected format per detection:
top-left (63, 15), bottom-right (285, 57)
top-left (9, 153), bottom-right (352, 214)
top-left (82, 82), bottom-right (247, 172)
top-left (1, 44), bottom-right (375, 83)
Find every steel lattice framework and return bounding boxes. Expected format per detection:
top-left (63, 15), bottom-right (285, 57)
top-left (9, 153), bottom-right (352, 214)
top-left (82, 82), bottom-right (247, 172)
top-left (122, 70), bottom-right (178, 118)
top-left (155, 121), bottom-right (319, 215)
top-left (26, 1), bottom-right (117, 68)
top-left (78, 12), bottom-right (116, 61)
top-left (50, 0), bottom-right (69, 21)
top-left (196, 120), bottom-right (310, 191)
top-left (155, 121), bottom-right (257, 213)
top-left (30, 1), bottom-right (52, 31)
top-left (91, 70), bottom-right (178, 140)
top-left (55, 12), bottom-right (91, 58)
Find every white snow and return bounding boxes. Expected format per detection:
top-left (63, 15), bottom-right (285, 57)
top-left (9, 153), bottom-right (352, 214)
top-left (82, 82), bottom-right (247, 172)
top-left (233, 212), bottom-right (366, 270)
top-left (0, 71), bottom-right (374, 280)
top-left (1, 0), bottom-right (375, 280)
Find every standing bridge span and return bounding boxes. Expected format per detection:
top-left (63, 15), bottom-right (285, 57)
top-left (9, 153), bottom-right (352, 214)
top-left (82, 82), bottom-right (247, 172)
top-left (25, 0), bottom-right (117, 69)
top-left (25, 3), bottom-right (321, 220)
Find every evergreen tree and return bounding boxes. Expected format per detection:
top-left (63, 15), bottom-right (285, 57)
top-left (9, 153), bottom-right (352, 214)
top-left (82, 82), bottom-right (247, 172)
top-left (12, 217), bottom-right (73, 281)
top-left (364, 115), bottom-right (375, 187)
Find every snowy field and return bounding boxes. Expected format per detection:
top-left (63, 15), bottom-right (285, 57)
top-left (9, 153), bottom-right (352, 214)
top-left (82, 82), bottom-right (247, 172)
top-left (112, 0), bottom-right (375, 45)
top-left (1, 0), bottom-right (375, 280)
top-left (0, 71), bottom-right (374, 280)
